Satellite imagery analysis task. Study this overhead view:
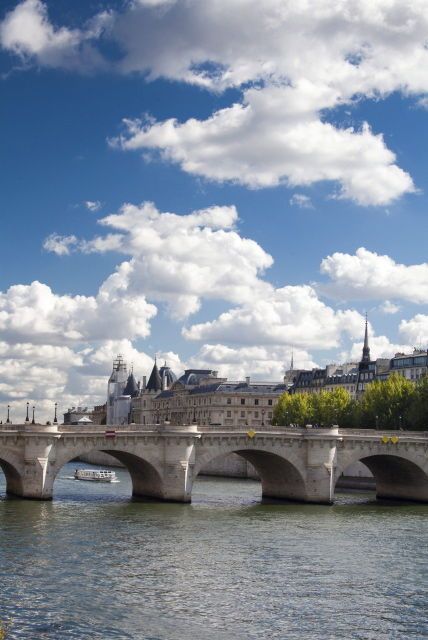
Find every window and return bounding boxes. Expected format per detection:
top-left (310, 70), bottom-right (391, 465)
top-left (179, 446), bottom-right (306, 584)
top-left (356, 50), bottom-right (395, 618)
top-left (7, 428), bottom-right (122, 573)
top-left (227, 411), bottom-right (231, 418)
top-left (268, 399), bottom-right (273, 406)
top-left (254, 399), bottom-right (259, 405)
top-left (241, 398), bottom-right (246, 405)
top-left (240, 411), bottom-right (245, 418)
top-left (254, 411), bottom-right (259, 418)
top-left (268, 412), bottom-right (272, 418)
top-left (227, 398), bottom-right (231, 405)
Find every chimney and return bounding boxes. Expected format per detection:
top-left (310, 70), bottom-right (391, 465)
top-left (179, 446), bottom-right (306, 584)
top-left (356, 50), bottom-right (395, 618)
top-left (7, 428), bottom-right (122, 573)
top-left (142, 376), bottom-right (146, 390)
top-left (162, 371), bottom-right (167, 391)
top-left (245, 376), bottom-right (250, 385)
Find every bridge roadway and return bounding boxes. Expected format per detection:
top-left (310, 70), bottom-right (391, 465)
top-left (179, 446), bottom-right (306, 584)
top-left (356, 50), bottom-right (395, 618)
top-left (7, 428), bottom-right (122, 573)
top-left (0, 423), bottom-right (427, 503)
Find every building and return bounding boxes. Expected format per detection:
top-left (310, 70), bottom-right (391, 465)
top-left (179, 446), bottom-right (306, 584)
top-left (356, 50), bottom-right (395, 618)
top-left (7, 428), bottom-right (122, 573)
top-left (63, 403), bottom-right (106, 425)
top-left (104, 357), bottom-right (287, 427)
top-left (388, 349), bottom-right (428, 381)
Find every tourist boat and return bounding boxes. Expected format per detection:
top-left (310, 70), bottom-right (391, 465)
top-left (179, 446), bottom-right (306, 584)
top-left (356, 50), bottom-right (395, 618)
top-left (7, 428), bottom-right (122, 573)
top-left (74, 469), bottom-right (119, 483)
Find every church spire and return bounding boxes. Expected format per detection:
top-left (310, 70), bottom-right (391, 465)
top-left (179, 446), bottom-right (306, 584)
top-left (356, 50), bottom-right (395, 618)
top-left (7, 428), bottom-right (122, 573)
top-left (290, 349), bottom-right (294, 371)
top-left (361, 313), bottom-right (371, 363)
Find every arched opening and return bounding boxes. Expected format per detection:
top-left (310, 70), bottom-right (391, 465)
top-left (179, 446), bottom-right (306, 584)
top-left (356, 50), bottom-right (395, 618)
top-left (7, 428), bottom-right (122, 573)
top-left (336, 455), bottom-right (428, 503)
top-left (194, 449), bottom-right (307, 503)
top-left (0, 458), bottom-right (23, 497)
top-left (52, 449), bottom-right (165, 502)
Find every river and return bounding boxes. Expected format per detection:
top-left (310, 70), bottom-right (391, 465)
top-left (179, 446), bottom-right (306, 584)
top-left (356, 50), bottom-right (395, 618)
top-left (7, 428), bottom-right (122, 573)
top-left (0, 462), bottom-right (427, 639)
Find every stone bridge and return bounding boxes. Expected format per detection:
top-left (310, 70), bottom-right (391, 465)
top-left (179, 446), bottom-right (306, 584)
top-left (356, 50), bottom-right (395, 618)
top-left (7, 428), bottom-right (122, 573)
top-left (0, 423), bottom-right (427, 504)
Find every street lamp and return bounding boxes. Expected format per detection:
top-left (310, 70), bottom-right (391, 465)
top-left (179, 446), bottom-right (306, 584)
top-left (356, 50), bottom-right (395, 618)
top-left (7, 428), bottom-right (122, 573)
top-left (375, 414), bottom-right (379, 430)
top-left (54, 402), bottom-right (58, 424)
top-left (32, 406), bottom-right (36, 425)
top-left (6, 405), bottom-right (10, 424)
top-left (399, 415), bottom-right (403, 430)
top-left (25, 402), bottom-right (30, 423)
top-left (261, 409), bottom-right (265, 426)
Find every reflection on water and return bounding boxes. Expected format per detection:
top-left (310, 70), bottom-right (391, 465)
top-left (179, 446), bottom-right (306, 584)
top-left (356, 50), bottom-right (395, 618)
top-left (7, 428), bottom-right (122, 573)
top-left (0, 463), bottom-right (427, 639)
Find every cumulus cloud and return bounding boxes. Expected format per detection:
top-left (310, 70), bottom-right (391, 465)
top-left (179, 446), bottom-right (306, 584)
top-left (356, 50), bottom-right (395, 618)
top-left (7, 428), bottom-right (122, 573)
top-left (0, 0), bottom-right (109, 69)
top-left (44, 201), bottom-right (273, 319)
top-left (108, 0), bottom-right (426, 205)
top-left (343, 333), bottom-right (412, 362)
top-left (399, 314), bottom-right (428, 345)
top-left (319, 248), bottom-right (428, 303)
top-left (114, 91), bottom-right (414, 205)
top-left (0, 280), bottom-right (156, 345)
top-left (380, 300), bottom-right (401, 315)
top-left (183, 285), bottom-right (364, 350)
top-left (43, 233), bottom-right (78, 256)
top-left (188, 343), bottom-right (316, 381)
top-left (3, 1), bottom-right (427, 204)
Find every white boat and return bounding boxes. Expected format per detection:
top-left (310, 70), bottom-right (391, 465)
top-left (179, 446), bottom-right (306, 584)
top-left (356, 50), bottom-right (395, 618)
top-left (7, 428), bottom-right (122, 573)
top-left (74, 469), bottom-right (119, 483)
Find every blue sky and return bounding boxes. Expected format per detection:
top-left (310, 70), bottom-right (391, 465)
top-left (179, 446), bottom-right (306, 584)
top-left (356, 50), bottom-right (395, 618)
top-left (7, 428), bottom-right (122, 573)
top-left (0, 0), bottom-right (427, 419)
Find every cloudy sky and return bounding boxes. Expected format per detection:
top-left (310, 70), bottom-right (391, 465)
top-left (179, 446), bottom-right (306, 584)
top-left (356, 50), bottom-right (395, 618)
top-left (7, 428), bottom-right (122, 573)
top-left (0, 0), bottom-right (427, 421)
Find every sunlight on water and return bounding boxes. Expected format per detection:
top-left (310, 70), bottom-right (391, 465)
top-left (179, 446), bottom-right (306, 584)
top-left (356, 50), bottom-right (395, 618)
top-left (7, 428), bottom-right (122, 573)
top-left (0, 464), bottom-right (427, 639)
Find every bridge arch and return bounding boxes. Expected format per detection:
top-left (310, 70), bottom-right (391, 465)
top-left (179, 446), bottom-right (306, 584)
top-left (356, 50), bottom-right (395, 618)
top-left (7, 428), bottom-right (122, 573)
top-left (49, 444), bottom-right (165, 501)
top-left (194, 444), bottom-right (308, 502)
top-left (0, 451), bottom-right (24, 497)
top-left (336, 450), bottom-right (428, 502)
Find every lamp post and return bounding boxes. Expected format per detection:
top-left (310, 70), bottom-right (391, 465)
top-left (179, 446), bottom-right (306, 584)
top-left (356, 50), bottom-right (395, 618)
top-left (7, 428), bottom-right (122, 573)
top-left (399, 415), bottom-right (402, 430)
top-left (31, 406), bottom-right (35, 425)
top-left (375, 414), bottom-right (379, 430)
top-left (25, 402), bottom-right (30, 423)
top-left (54, 402), bottom-right (58, 424)
top-left (261, 409), bottom-right (265, 426)
top-left (6, 405), bottom-right (10, 424)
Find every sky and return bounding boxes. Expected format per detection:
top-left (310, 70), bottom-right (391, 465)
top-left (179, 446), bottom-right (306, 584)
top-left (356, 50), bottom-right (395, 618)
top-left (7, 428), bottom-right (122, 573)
top-left (0, 0), bottom-right (427, 421)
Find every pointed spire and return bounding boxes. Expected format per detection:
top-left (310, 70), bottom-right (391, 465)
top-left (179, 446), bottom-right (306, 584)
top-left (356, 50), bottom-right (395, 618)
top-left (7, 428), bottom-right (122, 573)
top-left (361, 313), bottom-right (371, 363)
top-left (123, 371), bottom-right (139, 397)
top-left (146, 359), bottom-right (162, 392)
top-left (290, 349), bottom-right (294, 371)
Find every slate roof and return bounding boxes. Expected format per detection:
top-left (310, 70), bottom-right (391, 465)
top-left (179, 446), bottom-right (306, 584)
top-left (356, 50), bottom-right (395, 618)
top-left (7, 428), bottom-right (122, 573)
top-left (146, 362), bottom-right (162, 392)
top-left (123, 372), bottom-right (139, 397)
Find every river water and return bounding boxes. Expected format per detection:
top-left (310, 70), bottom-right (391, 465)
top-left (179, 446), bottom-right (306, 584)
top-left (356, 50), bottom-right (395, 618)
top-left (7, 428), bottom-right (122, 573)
top-left (0, 462), bottom-right (427, 640)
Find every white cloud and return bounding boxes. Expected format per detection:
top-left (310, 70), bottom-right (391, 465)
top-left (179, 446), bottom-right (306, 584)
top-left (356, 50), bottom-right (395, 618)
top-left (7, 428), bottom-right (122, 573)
top-left (0, 280), bottom-right (156, 345)
top-left (3, 1), bottom-right (427, 205)
top-left (399, 314), bottom-right (428, 346)
top-left (85, 200), bottom-right (102, 212)
top-left (43, 233), bottom-right (78, 256)
top-left (188, 343), bottom-right (316, 381)
top-left (319, 248), bottom-right (428, 302)
top-left (0, 0), bottom-right (109, 69)
top-left (183, 285), bottom-right (364, 350)
top-left (108, 0), bottom-right (428, 205)
top-left (114, 91), bottom-right (414, 206)
top-left (290, 194), bottom-right (314, 209)
top-left (344, 333), bottom-right (411, 361)
top-left (380, 300), bottom-right (401, 315)
top-left (44, 201), bottom-right (273, 319)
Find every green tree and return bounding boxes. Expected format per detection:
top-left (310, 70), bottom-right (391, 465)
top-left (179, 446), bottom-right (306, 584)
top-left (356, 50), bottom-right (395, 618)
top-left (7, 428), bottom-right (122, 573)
top-left (360, 373), bottom-right (415, 430)
top-left (405, 374), bottom-right (428, 430)
top-left (272, 392), bottom-right (312, 426)
top-left (310, 388), bottom-right (353, 427)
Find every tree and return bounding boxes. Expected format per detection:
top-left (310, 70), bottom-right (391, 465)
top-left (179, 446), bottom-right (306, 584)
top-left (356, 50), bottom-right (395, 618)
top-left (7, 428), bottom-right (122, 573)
top-left (405, 374), bottom-right (428, 430)
top-left (272, 392), bottom-right (312, 426)
top-left (273, 388), bottom-right (354, 427)
top-left (360, 373), bottom-right (415, 430)
top-left (310, 388), bottom-right (353, 427)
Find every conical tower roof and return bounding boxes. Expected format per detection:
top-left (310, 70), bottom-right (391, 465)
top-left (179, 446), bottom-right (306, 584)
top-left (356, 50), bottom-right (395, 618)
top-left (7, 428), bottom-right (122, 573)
top-left (123, 372), bottom-right (139, 397)
top-left (146, 360), bottom-right (162, 392)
